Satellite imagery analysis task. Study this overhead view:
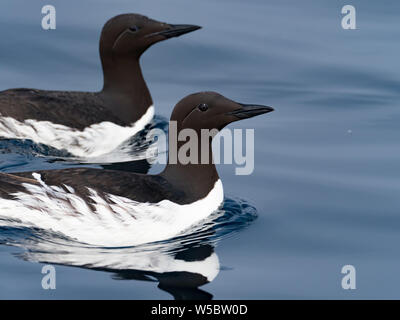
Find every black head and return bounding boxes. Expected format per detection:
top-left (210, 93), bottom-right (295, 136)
top-left (170, 91), bottom-right (274, 133)
top-left (161, 92), bottom-right (274, 200)
top-left (99, 13), bottom-right (201, 59)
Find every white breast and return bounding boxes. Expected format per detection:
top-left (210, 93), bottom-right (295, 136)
top-left (0, 106), bottom-right (154, 159)
top-left (0, 173), bottom-right (224, 247)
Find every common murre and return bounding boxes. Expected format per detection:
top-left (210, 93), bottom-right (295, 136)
top-left (0, 92), bottom-right (273, 246)
top-left (0, 14), bottom-right (200, 160)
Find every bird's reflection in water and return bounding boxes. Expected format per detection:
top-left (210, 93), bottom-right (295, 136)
top-left (5, 230), bottom-right (219, 299)
top-left (95, 244), bottom-right (218, 300)
top-left (0, 197), bottom-right (257, 300)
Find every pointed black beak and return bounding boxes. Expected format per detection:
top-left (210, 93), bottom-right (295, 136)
top-left (157, 24), bottom-right (202, 38)
top-left (227, 104), bottom-right (274, 120)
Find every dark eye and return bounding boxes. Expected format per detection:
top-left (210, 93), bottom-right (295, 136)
top-left (129, 26), bottom-right (140, 32)
top-left (198, 103), bottom-right (208, 112)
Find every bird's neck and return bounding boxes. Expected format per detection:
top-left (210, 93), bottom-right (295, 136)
top-left (160, 133), bottom-right (220, 201)
top-left (101, 57), bottom-right (153, 124)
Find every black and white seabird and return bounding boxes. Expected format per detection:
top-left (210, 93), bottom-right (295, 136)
top-left (0, 14), bottom-right (200, 159)
top-left (0, 92), bottom-right (274, 246)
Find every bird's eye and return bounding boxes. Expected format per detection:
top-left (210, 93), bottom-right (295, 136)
top-left (129, 26), bottom-right (140, 32)
top-left (198, 103), bottom-right (208, 112)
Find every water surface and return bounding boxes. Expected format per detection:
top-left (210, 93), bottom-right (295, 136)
top-left (0, 0), bottom-right (399, 299)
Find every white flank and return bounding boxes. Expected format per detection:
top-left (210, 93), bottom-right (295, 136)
top-left (0, 106), bottom-right (154, 158)
top-left (0, 173), bottom-right (224, 247)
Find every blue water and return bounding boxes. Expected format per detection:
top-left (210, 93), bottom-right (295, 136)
top-left (1, 0), bottom-right (400, 299)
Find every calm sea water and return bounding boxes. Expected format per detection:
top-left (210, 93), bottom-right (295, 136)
top-left (0, 0), bottom-right (400, 299)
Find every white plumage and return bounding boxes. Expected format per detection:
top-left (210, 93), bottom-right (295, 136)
top-left (0, 173), bottom-right (224, 247)
top-left (0, 106), bottom-right (154, 160)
